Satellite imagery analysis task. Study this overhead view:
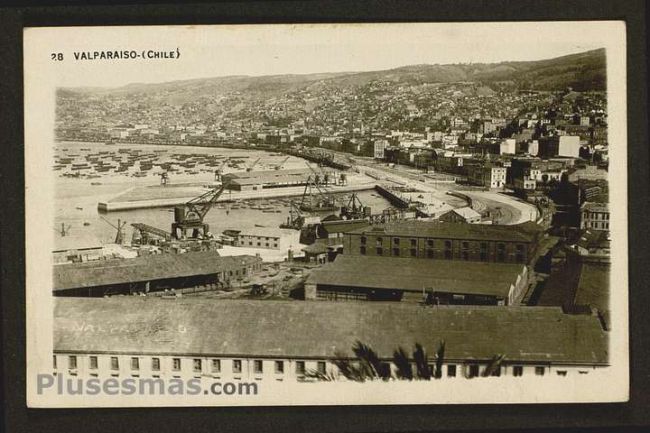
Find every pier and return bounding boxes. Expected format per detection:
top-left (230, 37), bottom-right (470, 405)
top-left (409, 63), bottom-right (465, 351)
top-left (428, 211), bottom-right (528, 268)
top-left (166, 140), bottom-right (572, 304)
top-left (98, 182), bottom-right (376, 212)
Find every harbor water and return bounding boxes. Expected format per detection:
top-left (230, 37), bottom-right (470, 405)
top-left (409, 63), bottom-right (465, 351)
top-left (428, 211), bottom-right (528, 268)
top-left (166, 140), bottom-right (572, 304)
top-left (54, 141), bottom-right (392, 250)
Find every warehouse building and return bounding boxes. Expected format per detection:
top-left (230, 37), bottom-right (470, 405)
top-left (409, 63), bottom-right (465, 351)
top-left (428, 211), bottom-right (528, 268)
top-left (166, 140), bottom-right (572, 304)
top-left (342, 220), bottom-right (543, 265)
top-left (223, 227), bottom-right (301, 251)
top-left (53, 251), bottom-right (263, 297)
top-left (305, 254), bottom-right (528, 304)
top-left (53, 297), bottom-right (608, 382)
top-left (222, 168), bottom-right (316, 191)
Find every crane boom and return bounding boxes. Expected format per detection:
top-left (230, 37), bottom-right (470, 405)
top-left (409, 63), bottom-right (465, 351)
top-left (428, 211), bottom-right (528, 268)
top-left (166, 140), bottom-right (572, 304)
top-left (185, 185), bottom-right (225, 221)
top-left (171, 185), bottom-right (225, 239)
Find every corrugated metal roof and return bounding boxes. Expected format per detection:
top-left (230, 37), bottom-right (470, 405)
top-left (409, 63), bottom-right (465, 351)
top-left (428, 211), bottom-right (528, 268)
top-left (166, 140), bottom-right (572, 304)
top-left (307, 255), bottom-right (524, 297)
top-left (53, 251), bottom-right (261, 291)
top-left (53, 297), bottom-right (608, 365)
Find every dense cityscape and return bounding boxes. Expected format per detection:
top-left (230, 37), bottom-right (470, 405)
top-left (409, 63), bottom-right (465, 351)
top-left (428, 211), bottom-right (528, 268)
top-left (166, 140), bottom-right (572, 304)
top-left (50, 48), bottom-right (610, 386)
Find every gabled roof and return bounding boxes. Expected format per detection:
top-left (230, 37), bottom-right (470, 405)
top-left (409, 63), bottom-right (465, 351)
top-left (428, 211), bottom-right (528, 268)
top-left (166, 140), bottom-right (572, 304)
top-left (346, 220), bottom-right (541, 243)
top-left (54, 297), bottom-right (608, 365)
top-left (307, 255), bottom-right (524, 298)
top-left (53, 251), bottom-right (261, 291)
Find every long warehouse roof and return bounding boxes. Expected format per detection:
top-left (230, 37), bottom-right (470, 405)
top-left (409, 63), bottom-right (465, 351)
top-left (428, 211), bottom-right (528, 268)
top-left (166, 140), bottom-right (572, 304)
top-left (307, 255), bottom-right (525, 298)
top-left (53, 251), bottom-right (260, 291)
top-left (54, 297), bottom-right (608, 365)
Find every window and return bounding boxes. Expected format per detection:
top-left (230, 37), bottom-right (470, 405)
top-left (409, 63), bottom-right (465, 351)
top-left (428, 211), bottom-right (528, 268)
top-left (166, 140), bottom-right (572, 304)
top-left (376, 247), bottom-right (383, 256)
top-left (275, 361), bottom-right (284, 374)
top-left (426, 239), bottom-right (434, 248)
top-left (254, 360), bottom-right (263, 374)
top-left (53, 355), bottom-right (57, 369)
top-left (360, 236), bottom-right (367, 245)
top-left (512, 366), bottom-right (523, 377)
top-left (393, 237), bottom-right (400, 245)
top-left (152, 358), bottom-right (160, 371)
top-left (447, 365), bottom-right (457, 377)
top-left (111, 357), bottom-right (119, 371)
top-left (193, 359), bottom-right (202, 372)
top-left (359, 246), bottom-right (366, 255)
top-left (233, 359), bottom-right (242, 373)
top-left (131, 357), bottom-right (139, 370)
top-left (172, 358), bottom-right (181, 371)
top-left (317, 361), bottom-right (327, 374)
top-left (296, 361), bottom-right (306, 375)
top-left (496, 243), bottom-right (506, 262)
top-left (535, 366), bottom-right (545, 376)
top-left (410, 248), bottom-right (417, 257)
top-left (392, 247), bottom-right (400, 256)
top-left (89, 356), bottom-right (98, 370)
top-left (211, 359), bottom-right (221, 373)
top-left (515, 244), bottom-right (525, 264)
top-left (490, 366), bottom-right (501, 377)
top-left (410, 238), bottom-right (417, 247)
top-left (556, 370), bottom-right (567, 376)
top-left (444, 240), bottom-right (453, 260)
top-left (468, 364), bottom-right (479, 378)
top-left (68, 355), bottom-right (77, 369)
top-left (480, 242), bottom-right (488, 262)
top-left (426, 249), bottom-right (434, 259)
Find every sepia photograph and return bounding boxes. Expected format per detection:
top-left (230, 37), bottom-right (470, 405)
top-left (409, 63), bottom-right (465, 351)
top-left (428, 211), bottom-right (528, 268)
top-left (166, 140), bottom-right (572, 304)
top-left (23, 21), bottom-right (628, 407)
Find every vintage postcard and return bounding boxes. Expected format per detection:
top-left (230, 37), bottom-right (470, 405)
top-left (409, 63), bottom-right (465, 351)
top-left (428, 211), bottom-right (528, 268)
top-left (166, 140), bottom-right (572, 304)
top-left (24, 22), bottom-right (628, 407)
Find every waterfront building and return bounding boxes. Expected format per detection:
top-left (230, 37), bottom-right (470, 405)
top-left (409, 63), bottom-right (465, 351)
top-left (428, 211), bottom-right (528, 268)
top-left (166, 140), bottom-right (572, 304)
top-left (373, 139), bottom-right (389, 159)
top-left (53, 251), bottom-right (263, 297)
top-left (222, 168), bottom-right (315, 191)
top-left (53, 297), bottom-right (608, 381)
top-left (223, 227), bottom-right (301, 251)
top-left (438, 207), bottom-right (482, 224)
top-left (467, 163), bottom-right (507, 189)
top-left (305, 254), bottom-right (528, 305)
top-left (342, 220), bottom-right (543, 265)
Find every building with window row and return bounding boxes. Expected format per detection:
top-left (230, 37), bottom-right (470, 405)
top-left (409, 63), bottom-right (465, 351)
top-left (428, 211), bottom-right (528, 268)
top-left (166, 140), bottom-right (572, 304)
top-left (53, 298), bottom-right (608, 382)
top-left (580, 202), bottom-right (610, 231)
top-left (305, 254), bottom-right (528, 305)
top-left (342, 221), bottom-right (543, 265)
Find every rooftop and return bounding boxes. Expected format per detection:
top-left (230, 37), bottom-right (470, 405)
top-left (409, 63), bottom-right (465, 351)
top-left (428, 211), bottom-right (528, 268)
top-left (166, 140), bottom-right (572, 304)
top-left (53, 251), bottom-right (261, 291)
top-left (346, 220), bottom-right (541, 243)
top-left (449, 207), bottom-right (481, 220)
top-left (307, 255), bottom-right (525, 298)
top-left (54, 297), bottom-right (608, 365)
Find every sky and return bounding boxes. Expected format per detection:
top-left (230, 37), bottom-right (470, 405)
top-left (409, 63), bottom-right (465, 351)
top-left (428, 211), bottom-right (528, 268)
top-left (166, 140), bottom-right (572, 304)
top-left (27, 22), bottom-right (619, 88)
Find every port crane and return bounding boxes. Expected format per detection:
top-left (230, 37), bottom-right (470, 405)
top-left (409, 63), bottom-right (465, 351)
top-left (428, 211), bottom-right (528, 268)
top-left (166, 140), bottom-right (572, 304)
top-left (299, 164), bottom-right (338, 212)
top-left (274, 156), bottom-right (290, 170)
top-left (339, 192), bottom-right (369, 220)
top-left (245, 157), bottom-right (261, 172)
top-left (171, 185), bottom-right (225, 239)
top-left (280, 200), bottom-right (306, 230)
top-left (56, 222), bottom-right (72, 237)
top-left (157, 171), bottom-right (169, 185)
top-left (101, 217), bottom-right (127, 244)
top-left (214, 157), bottom-right (230, 181)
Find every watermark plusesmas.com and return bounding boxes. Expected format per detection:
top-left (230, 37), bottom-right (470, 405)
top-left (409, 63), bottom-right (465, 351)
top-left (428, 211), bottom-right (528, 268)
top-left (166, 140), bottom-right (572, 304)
top-left (37, 374), bottom-right (259, 396)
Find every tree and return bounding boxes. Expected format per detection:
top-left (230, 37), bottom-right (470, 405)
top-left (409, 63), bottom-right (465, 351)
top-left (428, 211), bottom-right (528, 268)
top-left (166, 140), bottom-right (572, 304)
top-left (482, 354), bottom-right (506, 377)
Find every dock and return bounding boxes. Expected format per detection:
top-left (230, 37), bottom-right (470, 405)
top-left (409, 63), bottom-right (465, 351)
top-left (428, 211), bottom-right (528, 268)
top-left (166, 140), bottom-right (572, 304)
top-left (98, 182), bottom-right (377, 212)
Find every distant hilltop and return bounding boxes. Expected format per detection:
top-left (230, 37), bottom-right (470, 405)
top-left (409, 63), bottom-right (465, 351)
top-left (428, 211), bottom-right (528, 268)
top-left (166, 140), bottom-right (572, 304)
top-left (60, 48), bottom-right (606, 97)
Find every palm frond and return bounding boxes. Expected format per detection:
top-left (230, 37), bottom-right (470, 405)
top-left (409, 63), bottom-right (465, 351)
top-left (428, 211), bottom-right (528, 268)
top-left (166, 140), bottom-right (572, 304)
top-left (482, 354), bottom-right (506, 377)
top-left (413, 343), bottom-right (431, 380)
top-left (393, 347), bottom-right (413, 380)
